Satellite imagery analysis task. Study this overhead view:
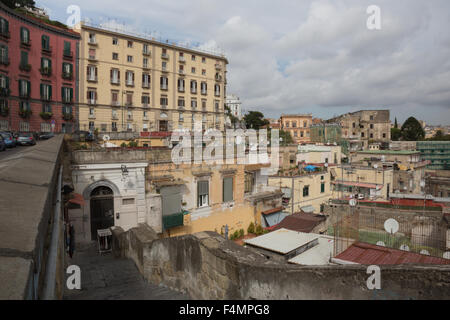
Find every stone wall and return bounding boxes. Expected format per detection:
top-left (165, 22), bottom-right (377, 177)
top-left (112, 224), bottom-right (450, 300)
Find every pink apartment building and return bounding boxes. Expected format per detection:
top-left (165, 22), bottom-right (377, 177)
top-left (0, 4), bottom-right (80, 133)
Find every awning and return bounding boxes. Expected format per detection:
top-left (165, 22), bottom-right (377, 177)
top-left (331, 180), bottom-right (382, 190)
top-left (263, 211), bottom-right (288, 227)
top-left (300, 205), bottom-right (315, 213)
top-left (261, 207), bottom-right (284, 215)
top-left (68, 193), bottom-right (85, 206)
top-left (281, 187), bottom-right (292, 198)
top-left (330, 168), bottom-right (337, 178)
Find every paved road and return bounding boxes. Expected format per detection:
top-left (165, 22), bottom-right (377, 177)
top-left (0, 142), bottom-right (40, 162)
top-left (63, 243), bottom-right (189, 300)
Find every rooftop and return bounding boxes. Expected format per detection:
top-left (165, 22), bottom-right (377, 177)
top-left (270, 212), bottom-right (326, 233)
top-left (335, 242), bottom-right (450, 265)
top-left (356, 150), bottom-right (420, 155)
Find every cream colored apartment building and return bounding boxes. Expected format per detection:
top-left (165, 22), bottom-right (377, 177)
top-left (280, 114), bottom-right (313, 144)
top-left (77, 23), bottom-right (228, 133)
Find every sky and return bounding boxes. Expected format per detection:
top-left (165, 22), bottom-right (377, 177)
top-left (36, 0), bottom-right (450, 125)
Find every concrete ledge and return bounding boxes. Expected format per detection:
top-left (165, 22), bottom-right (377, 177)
top-left (0, 257), bottom-right (32, 300)
top-left (0, 135), bottom-right (65, 299)
top-left (114, 226), bottom-right (450, 300)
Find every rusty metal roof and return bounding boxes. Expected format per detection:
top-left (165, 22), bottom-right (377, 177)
top-left (335, 242), bottom-right (450, 265)
top-left (270, 213), bottom-right (326, 233)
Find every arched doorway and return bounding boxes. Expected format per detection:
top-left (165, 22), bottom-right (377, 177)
top-left (90, 186), bottom-right (114, 240)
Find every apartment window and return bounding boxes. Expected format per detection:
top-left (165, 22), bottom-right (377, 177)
top-left (191, 55), bottom-right (196, 61)
top-left (352, 122), bottom-right (356, 128)
top-left (142, 73), bottom-right (150, 88)
top-left (178, 97), bottom-right (185, 108)
top-left (179, 112), bottom-right (184, 122)
top-left (40, 57), bottom-right (52, 74)
top-left (370, 115), bottom-right (374, 120)
top-left (89, 121), bottom-right (95, 130)
top-left (127, 55), bottom-right (133, 63)
top-left (191, 67), bottom-right (196, 74)
top-left (190, 80), bottom-right (197, 93)
top-left (361, 132), bottom-right (365, 138)
top-left (142, 95), bottom-right (150, 106)
top-left (127, 40), bottom-right (133, 48)
top-left (162, 61), bottom-right (167, 71)
top-left (87, 65), bottom-right (97, 81)
top-left (202, 57), bottom-right (206, 63)
top-left (383, 133), bottom-right (386, 138)
top-left (294, 131), bottom-right (298, 137)
top-left (112, 52), bottom-right (119, 60)
top-left (112, 109), bottom-right (117, 119)
top-left (126, 71), bottom-right (135, 86)
top-left (143, 44), bottom-right (149, 54)
top-left (0, 17), bottom-right (9, 36)
top-left (292, 121), bottom-right (297, 128)
top-left (127, 109), bottom-right (132, 120)
top-left (321, 183), bottom-right (325, 193)
top-left (300, 131), bottom-right (304, 137)
top-left (244, 172), bottom-right (255, 193)
top-left (160, 95), bottom-right (168, 106)
top-left (303, 186), bottom-right (309, 197)
top-left (191, 98), bottom-right (197, 109)
top-left (126, 93), bottom-right (133, 106)
top-left (214, 100), bottom-right (220, 112)
top-left (143, 58), bottom-right (149, 68)
top-left (42, 103), bottom-right (51, 113)
top-left (40, 84), bottom-right (52, 101)
top-left (61, 87), bottom-right (73, 103)
top-left (160, 76), bottom-right (168, 90)
top-left (201, 82), bottom-right (207, 94)
top-left (223, 177), bottom-right (233, 202)
top-left (89, 107), bottom-right (94, 116)
top-left (304, 121), bottom-right (307, 127)
top-left (197, 180), bottom-right (209, 207)
top-left (87, 90), bottom-right (97, 103)
top-left (178, 78), bottom-right (185, 92)
top-left (111, 68), bottom-right (120, 84)
top-left (20, 27), bottom-right (30, 44)
top-left (285, 122), bottom-right (289, 128)
top-left (0, 45), bottom-right (8, 65)
top-left (63, 41), bottom-right (71, 56)
top-left (0, 75), bottom-right (8, 90)
top-left (19, 121), bottom-right (30, 132)
top-left (370, 124), bottom-right (374, 129)
top-left (202, 69), bottom-right (206, 76)
top-left (112, 37), bottom-right (118, 45)
top-left (370, 133), bottom-right (374, 138)
top-left (202, 99), bottom-right (207, 110)
top-left (112, 122), bottom-right (117, 131)
top-left (20, 51), bottom-right (28, 67)
top-left (214, 84), bottom-right (220, 96)
top-left (18, 80), bottom-right (31, 97)
top-left (88, 48), bottom-right (96, 60)
top-left (42, 35), bottom-right (50, 50)
top-left (111, 91), bottom-right (118, 105)
top-left (88, 33), bottom-right (96, 44)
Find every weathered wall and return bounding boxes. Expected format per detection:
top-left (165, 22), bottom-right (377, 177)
top-left (112, 225), bottom-right (450, 300)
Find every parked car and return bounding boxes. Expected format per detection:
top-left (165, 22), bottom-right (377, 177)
top-left (0, 134), bottom-right (6, 151)
top-left (0, 132), bottom-right (16, 148)
top-left (39, 132), bottom-right (55, 140)
top-left (17, 132), bottom-right (36, 146)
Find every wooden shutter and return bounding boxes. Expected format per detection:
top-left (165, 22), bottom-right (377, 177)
top-left (223, 177), bottom-right (233, 202)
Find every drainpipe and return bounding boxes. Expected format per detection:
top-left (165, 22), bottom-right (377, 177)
top-left (42, 165), bottom-right (63, 300)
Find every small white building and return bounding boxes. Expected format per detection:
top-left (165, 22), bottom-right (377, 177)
top-left (226, 94), bottom-right (242, 120)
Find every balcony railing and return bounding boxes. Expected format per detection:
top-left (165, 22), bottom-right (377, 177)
top-left (179, 56), bottom-right (186, 63)
top-left (142, 82), bottom-right (150, 88)
top-left (112, 114), bottom-right (119, 120)
top-left (0, 30), bottom-right (10, 39)
top-left (19, 63), bottom-right (31, 72)
top-left (88, 113), bottom-right (96, 119)
top-left (161, 84), bottom-right (168, 90)
top-left (111, 101), bottom-right (120, 106)
top-left (88, 99), bottom-right (96, 105)
top-left (201, 89), bottom-right (207, 95)
top-left (215, 63), bottom-right (222, 70)
top-left (143, 50), bottom-right (151, 56)
top-left (178, 69), bottom-right (185, 75)
top-left (161, 53), bottom-right (169, 59)
top-left (62, 72), bottom-right (73, 80)
top-left (142, 103), bottom-right (150, 108)
top-left (63, 50), bottom-right (73, 59)
top-left (215, 74), bottom-right (222, 81)
top-left (88, 39), bottom-right (97, 46)
top-left (162, 66), bottom-right (168, 72)
top-left (88, 55), bottom-right (97, 61)
top-left (0, 58), bottom-right (9, 66)
top-left (191, 88), bottom-right (197, 94)
top-left (21, 39), bottom-right (31, 47)
top-left (42, 46), bottom-right (52, 54)
top-left (126, 80), bottom-right (134, 87)
top-left (162, 212), bottom-right (184, 229)
top-left (87, 76), bottom-right (98, 82)
top-left (0, 88), bottom-right (10, 96)
top-left (40, 67), bottom-right (52, 76)
top-left (110, 79), bottom-right (120, 85)
top-left (178, 87), bottom-right (185, 92)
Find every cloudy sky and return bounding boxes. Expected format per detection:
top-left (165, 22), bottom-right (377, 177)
top-left (36, 0), bottom-right (450, 125)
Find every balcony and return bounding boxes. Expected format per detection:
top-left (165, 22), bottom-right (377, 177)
top-left (87, 76), bottom-right (98, 83)
top-left (40, 67), bottom-right (52, 76)
top-left (110, 79), bottom-right (120, 85)
top-left (88, 55), bottom-right (98, 62)
top-left (127, 114), bottom-right (133, 121)
top-left (41, 95), bottom-right (51, 102)
top-left (215, 63), bottom-right (222, 70)
top-left (215, 74), bottom-right (222, 82)
top-left (63, 50), bottom-right (73, 60)
top-left (214, 91), bottom-right (220, 97)
top-left (161, 66), bottom-right (168, 73)
top-left (0, 30), bottom-right (10, 40)
top-left (179, 56), bottom-right (186, 63)
top-left (112, 114), bottom-right (119, 120)
top-left (21, 39), bottom-right (31, 48)
top-left (62, 97), bottom-right (72, 104)
top-left (143, 63), bottom-right (150, 70)
top-left (142, 103), bottom-right (150, 108)
top-left (161, 104), bottom-right (168, 109)
top-left (88, 113), bottom-right (96, 119)
top-left (88, 99), bottom-right (96, 105)
top-left (62, 113), bottom-right (73, 121)
top-left (19, 63), bottom-right (31, 72)
top-left (143, 50), bottom-right (151, 56)
top-left (161, 85), bottom-right (168, 91)
top-left (111, 101), bottom-right (120, 107)
top-left (178, 69), bottom-right (185, 75)
top-left (62, 72), bottom-right (73, 80)
top-left (178, 87), bottom-right (185, 93)
top-left (126, 80), bottom-right (134, 87)
top-left (42, 46), bottom-right (52, 55)
top-left (162, 212), bottom-right (185, 229)
top-left (142, 82), bottom-right (150, 89)
top-left (88, 39), bottom-right (97, 46)
top-left (161, 53), bottom-right (169, 59)
top-left (19, 91), bottom-right (30, 99)
top-left (0, 58), bottom-right (9, 66)
top-left (0, 88), bottom-right (10, 97)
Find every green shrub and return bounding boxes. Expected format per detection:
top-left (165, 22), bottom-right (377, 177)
top-left (247, 222), bottom-right (255, 234)
top-left (255, 224), bottom-right (264, 236)
top-left (239, 229), bottom-right (244, 238)
top-left (121, 142), bottom-right (127, 148)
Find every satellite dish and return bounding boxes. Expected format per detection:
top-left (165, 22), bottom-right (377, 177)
top-left (420, 250), bottom-right (430, 256)
top-left (443, 252), bottom-right (450, 260)
top-left (384, 218), bottom-right (399, 234)
top-left (324, 163), bottom-right (329, 168)
top-left (376, 241), bottom-right (386, 247)
top-left (349, 199), bottom-right (357, 207)
top-left (399, 244), bottom-right (410, 251)
top-left (103, 135), bottom-right (110, 142)
top-left (373, 164), bottom-right (378, 169)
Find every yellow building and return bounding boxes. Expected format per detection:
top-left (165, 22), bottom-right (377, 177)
top-left (77, 22), bottom-right (228, 134)
top-left (268, 169), bottom-right (332, 213)
top-left (280, 114), bottom-right (313, 144)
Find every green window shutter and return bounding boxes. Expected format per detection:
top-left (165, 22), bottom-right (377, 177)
top-left (70, 88), bottom-right (73, 101)
top-left (41, 57), bottom-right (44, 69)
top-left (40, 83), bottom-right (43, 98)
top-left (223, 177), bottom-right (233, 202)
top-left (69, 63), bottom-right (73, 74)
top-left (49, 85), bottom-right (52, 100)
top-left (27, 81), bottom-right (31, 95)
top-left (61, 87), bottom-right (65, 101)
top-left (5, 77), bottom-right (8, 89)
top-left (20, 27), bottom-right (24, 42)
top-left (41, 35), bottom-right (45, 48)
top-left (48, 59), bottom-right (52, 68)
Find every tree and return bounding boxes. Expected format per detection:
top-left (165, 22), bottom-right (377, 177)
top-left (279, 129), bottom-right (293, 145)
top-left (401, 117), bottom-right (425, 141)
top-left (391, 128), bottom-right (402, 141)
top-left (1, 0), bottom-right (35, 9)
top-left (394, 117), bottom-right (398, 129)
top-left (243, 111), bottom-right (269, 130)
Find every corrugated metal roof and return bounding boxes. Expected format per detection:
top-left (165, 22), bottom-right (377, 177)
top-left (288, 236), bottom-right (334, 266)
top-left (335, 242), bottom-right (450, 265)
top-left (332, 180), bottom-right (382, 189)
top-left (244, 228), bottom-right (318, 255)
